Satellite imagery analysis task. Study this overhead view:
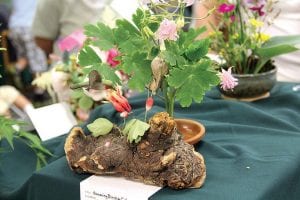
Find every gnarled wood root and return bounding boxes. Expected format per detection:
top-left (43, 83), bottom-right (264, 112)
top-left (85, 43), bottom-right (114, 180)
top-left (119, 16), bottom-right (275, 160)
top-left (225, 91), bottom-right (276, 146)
top-left (64, 112), bottom-right (206, 189)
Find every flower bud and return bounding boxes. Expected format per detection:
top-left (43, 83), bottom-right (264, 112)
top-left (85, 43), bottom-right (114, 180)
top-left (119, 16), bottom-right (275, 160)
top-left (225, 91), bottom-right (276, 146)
top-left (146, 97), bottom-right (154, 111)
top-left (176, 17), bottom-right (185, 29)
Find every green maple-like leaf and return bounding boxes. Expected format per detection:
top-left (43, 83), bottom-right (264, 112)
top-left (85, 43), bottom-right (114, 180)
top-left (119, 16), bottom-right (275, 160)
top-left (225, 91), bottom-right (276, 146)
top-left (115, 19), bottom-right (140, 37)
top-left (78, 46), bottom-right (102, 67)
top-left (185, 38), bottom-right (210, 61)
top-left (84, 23), bottom-right (115, 50)
top-left (132, 8), bottom-right (147, 30)
top-left (121, 52), bottom-right (152, 91)
top-left (87, 118), bottom-right (114, 137)
top-left (167, 59), bottom-right (220, 107)
top-left (178, 26), bottom-right (207, 49)
top-left (123, 119), bottom-right (150, 143)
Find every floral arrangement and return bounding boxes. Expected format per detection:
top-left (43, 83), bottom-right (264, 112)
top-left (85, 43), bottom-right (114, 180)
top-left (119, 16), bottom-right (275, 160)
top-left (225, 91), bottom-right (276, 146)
top-left (32, 31), bottom-right (127, 121)
top-left (77, 0), bottom-right (236, 116)
top-left (209, 0), bottom-right (300, 74)
top-left (61, 0), bottom-right (239, 142)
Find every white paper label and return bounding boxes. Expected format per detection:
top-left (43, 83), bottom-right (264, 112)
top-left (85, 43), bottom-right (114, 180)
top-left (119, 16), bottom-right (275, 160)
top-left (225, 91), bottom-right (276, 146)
top-left (27, 102), bottom-right (77, 141)
top-left (80, 175), bottom-right (162, 200)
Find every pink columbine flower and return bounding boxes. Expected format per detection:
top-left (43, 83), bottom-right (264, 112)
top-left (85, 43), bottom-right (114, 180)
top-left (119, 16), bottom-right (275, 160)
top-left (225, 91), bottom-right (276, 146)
top-left (155, 19), bottom-right (179, 42)
top-left (218, 67), bottom-right (238, 91)
top-left (145, 97), bottom-right (154, 111)
top-left (183, 0), bottom-right (195, 6)
top-left (106, 48), bottom-right (120, 67)
top-left (58, 30), bottom-right (86, 52)
top-left (107, 88), bottom-right (131, 118)
top-left (218, 3), bottom-right (235, 13)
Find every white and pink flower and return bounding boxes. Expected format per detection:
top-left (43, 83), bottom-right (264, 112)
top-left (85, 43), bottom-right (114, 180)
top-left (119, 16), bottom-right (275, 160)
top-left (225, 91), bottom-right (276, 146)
top-left (218, 67), bottom-right (238, 91)
top-left (155, 19), bottom-right (178, 42)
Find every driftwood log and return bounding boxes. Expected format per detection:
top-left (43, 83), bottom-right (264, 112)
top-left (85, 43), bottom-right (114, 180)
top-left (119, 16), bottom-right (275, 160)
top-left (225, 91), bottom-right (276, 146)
top-left (64, 112), bottom-right (206, 189)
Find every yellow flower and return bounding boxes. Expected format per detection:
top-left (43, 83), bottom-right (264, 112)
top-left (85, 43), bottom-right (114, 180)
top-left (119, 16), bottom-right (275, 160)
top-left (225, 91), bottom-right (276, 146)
top-left (249, 18), bottom-right (264, 27)
top-left (232, 33), bottom-right (239, 39)
top-left (255, 33), bottom-right (271, 42)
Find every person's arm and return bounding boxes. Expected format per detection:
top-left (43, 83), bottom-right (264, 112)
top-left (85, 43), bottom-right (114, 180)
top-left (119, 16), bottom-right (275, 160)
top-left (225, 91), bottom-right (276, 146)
top-left (31, 0), bottom-right (61, 55)
top-left (193, 0), bottom-right (220, 38)
top-left (35, 37), bottom-right (54, 56)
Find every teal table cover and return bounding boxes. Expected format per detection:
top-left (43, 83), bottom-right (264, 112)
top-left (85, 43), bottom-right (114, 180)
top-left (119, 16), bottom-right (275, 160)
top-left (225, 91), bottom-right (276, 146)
top-left (1, 82), bottom-right (300, 200)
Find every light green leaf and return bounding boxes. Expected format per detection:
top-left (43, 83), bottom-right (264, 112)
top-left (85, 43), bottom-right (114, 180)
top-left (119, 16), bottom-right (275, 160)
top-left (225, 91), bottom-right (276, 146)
top-left (84, 23), bottom-right (115, 50)
top-left (123, 119), bottom-right (150, 143)
top-left (256, 35), bottom-right (300, 59)
top-left (96, 63), bottom-right (121, 86)
top-left (115, 19), bottom-right (140, 36)
top-left (167, 59), bottom-right (220, 107)
top-left (70, 89), bottom-right (85, 99)
top-left (78, 45), bottom-right (102, 67)
top-left (19, 131), bottom-right (52, 156)
top-left (132, 9), bottom-right (146, 30)
top-left (79, 95), bottom-right (94, 110)
top-left (87, 118), bottom-right (114, 137)
top-left (179, 26), bottom-right (207, 48)
top-left (121, 53), bottom-right (152, 91)
top-left (185, 38), bottom-right (210, 61)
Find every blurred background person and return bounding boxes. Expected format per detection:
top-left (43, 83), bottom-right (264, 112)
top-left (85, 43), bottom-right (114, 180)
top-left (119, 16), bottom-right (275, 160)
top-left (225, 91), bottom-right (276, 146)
top-left (32, 0), bottom-right (121, 57)
top-left (8, 0), bottom-right (48, 75)
top-left (0, 85), bottom-right (34, 118)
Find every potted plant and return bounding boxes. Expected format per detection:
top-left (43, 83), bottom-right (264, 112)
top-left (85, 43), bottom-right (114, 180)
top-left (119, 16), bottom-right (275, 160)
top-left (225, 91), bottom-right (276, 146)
top-left (64, 0), bottom-right (237, 189)
top-left (209, 0), bottom-right (300, 100)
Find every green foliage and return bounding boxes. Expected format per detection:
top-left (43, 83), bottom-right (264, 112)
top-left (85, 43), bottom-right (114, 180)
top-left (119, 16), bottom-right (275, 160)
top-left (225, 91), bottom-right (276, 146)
top-left (84, 23), bottom-right (115, 50)
top-left (78, 3), bottom-right (220, 117)
top-left (87, 118), bottom-right (114, 137)
top-left (78, 46), bottom-right (102, 67)
top-left (167, 59), bottom-right (220, 107)
top-left (0, 116), bottom-right (52, 169)
top-left (78, 95), bottom-right (94, 111)
top-left (123, 119), bottom-right (150, 143)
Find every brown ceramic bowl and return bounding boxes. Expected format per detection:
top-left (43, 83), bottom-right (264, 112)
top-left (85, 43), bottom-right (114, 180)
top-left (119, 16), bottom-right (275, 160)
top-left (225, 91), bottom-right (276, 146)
top-left (175, 119), bottom-right (206, 145)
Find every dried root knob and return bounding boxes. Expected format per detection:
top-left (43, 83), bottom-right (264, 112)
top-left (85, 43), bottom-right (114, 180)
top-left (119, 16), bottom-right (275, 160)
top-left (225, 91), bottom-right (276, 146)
top-left (161, 152), bottom-right (177, 166)
top-left (149, 112), bottom-right (176, 135)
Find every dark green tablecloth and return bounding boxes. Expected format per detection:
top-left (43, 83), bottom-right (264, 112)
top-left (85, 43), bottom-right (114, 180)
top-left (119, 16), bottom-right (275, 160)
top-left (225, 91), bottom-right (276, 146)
top-left (1, 83), bottom-right (300, 200)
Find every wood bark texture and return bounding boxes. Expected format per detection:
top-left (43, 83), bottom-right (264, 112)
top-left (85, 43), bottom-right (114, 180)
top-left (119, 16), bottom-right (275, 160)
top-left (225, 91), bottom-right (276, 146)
top-left (64, 112), bottom-right (206, 189)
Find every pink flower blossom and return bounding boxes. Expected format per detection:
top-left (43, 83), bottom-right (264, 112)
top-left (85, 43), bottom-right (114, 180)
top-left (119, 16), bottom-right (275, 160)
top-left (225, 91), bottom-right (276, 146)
top-left (218, 67), bottom-right (238, 91)
top-left (106, 48), bottom-right (120, 67)
top-left (183, 0), bottom-right (194, 6)
top-left (58, 30), bottom-right (86, 52)
top-left (218, 3), bottom-right (235, 13)
top-left (155, 19), bottom-right (178, 41)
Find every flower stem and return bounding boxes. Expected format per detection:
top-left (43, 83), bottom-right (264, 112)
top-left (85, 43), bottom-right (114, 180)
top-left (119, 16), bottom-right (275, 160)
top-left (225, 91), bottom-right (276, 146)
top-left (162, 78), bottom-right (175, 117)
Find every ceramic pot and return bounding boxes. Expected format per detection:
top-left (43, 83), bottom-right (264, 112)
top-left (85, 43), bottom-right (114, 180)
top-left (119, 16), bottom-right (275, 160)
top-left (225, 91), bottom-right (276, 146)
top-left (219, 67), bottom-right (277, 99)
top-left (175, 118), bottom-right (205, 145)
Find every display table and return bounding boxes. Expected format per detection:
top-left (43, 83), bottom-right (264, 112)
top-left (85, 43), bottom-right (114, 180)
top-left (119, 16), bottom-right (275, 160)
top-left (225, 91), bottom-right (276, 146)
top-left (1, 82), bottom-right (300, 200)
